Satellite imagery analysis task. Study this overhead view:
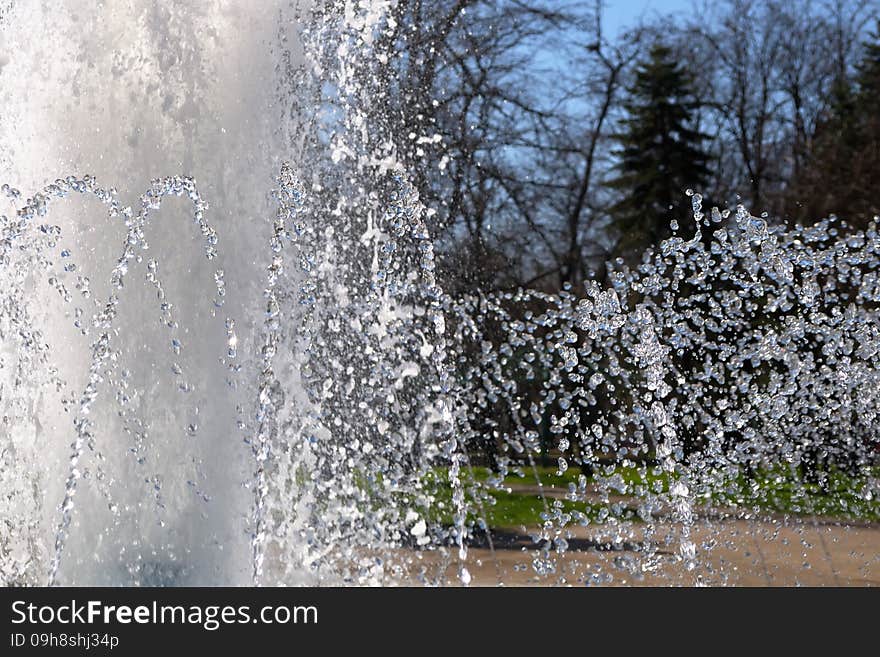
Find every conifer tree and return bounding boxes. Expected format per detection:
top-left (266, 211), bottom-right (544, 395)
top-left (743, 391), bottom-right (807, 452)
top-left (855, 20), bottom-right (880, 102)
top-left (608, 44), bottom-right (710, 261)
top-left (791, 21), bottom-right (880, 225)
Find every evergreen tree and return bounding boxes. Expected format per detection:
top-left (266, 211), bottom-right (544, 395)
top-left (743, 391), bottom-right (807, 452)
top-left (608, 44), bottom-right (710, 261)
top-left (790, 21), bottom-right (880, 226)
top-left (855, 20), bottom-right (880, 102)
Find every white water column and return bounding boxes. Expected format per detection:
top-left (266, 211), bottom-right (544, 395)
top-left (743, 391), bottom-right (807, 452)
top-left (0, 0), bottom-right (310, 585)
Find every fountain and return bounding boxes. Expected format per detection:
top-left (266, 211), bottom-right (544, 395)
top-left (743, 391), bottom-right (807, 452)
top-left (1, 1), bottom-right (877, 587)
top-left (0, 0), bottom-right (306, 586)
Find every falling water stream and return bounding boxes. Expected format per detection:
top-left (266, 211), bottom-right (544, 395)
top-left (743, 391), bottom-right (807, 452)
top-left (1, 2), bottom-right (877, 587)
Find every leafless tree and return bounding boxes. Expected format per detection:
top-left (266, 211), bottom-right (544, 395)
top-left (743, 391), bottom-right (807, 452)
top-left (689, 0), bottom-right (877, 214)
top-left (290, 0), bottom-right (878, 293)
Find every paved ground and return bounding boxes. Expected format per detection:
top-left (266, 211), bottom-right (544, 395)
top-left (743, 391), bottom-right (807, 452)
top-left (400, 517), bottom-right (880, 586)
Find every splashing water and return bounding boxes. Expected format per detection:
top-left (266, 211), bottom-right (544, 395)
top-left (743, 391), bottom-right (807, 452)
top-left (1, 2), bottom-right (878, 587)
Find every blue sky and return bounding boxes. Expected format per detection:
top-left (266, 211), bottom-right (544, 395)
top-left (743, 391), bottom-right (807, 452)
top-left (603, 0), bottom-right (693, 37)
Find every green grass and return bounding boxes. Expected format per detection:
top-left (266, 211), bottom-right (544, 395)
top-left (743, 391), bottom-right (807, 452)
top-left (423, 483), bottom-right (637, 529)
top-left (707, 466), bottom-right (880, 522)
top-left (466, 463), bottom-right (671, 489)
top-left (422, 463), bottom-right (656, 529)
top-left (422, 462), bottom-right (879, 529)
top-left (476, 491), bottom-right (639, 528)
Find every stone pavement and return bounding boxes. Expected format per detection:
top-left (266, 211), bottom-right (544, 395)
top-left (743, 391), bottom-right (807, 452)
top-left (402, 517), bottom-right (879, 586)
